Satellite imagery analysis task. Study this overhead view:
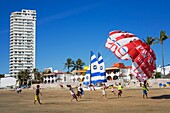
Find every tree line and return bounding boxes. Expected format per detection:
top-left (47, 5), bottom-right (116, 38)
top-left (15, 58), bottom-right (85, 86)
top-left (64, 58), bottom-right (85, 73)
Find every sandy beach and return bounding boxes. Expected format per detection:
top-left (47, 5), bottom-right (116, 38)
top-left (0, 87), bottom-right (170, 113)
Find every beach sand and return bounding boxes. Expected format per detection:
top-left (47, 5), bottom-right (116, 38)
top-left (0, 88), bottom-right (170, 113)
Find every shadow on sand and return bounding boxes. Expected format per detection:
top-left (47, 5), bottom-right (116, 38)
top-left (150, 95), bottom-right (170, 99)
top-left (42, 102), bottom-right (59, 105)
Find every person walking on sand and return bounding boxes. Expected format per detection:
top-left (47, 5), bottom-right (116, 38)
top-left (140, 80), bottom-right (149, 99)
top-left (100, 84), bottom-right (107, 99)
top-left (118, 83), bottom-right (123, 98)
top-left (34, 85), bottom-right (42, 104)
top-left (69, 86), bottom-right (78, 102)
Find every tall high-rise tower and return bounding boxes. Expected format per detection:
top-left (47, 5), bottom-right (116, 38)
top-left (10, 9), bottom-right (36, 77)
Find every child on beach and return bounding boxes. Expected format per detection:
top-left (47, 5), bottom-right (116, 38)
top-left (77, 84), bottom-right (84, 98)
top-left (34, 85), bottom-right (42, 104)
top-left (89, 84), bottom-right (96, 91)
top-left (60, 82), bottom-right (64, 89)
top-left (69, 86), bottom-right (78, 102)
top-left (100, 84), bottom-right (107, 99)
top-left (118, 83), bottom-right (123, 98)
top-left (111, 85), bottom-right (116, 95)
top-left (140, 80), bottom-right (149, 99)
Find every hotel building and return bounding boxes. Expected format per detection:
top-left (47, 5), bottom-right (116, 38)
top-left (9, 9), bottom-right (36, 77)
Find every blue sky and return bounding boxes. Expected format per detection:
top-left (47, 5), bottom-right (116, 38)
top-left (0, 0), bottom-right (170, 74)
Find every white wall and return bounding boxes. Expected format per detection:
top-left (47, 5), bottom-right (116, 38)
top-left (0, 77), bottom-right (17, 88)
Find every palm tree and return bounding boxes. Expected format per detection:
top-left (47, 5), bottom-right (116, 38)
top-left (43, 70), bottom-right (52, 74)
top-left (142, 36), bottom-right (155, 46)
top-left (17, 70), bottom-right (25, 86)
top-left (36, 72), bottom-right (43, 83)
top-left (72, 58), bottom-right (85, 71)
top-left (32, 68), bottom-right (38, 80)
top-left (143, 36), bottom-right (157, 77)
top-left (65, 58), bottom-right (74, 73)
top-left (0, 74), bottom-right (4, 78)
top-left (32, 68), bottom-right (43, 83)
top-left (17, 69), bottom-right (31, 86)
top-left (154, 31), bottom-right (170, 76)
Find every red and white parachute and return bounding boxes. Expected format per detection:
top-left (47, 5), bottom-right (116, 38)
top-left (105, 30), bottom-right (156, 82)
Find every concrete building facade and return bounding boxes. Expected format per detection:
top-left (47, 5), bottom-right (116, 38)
top-left (106, 63), bottom-right (131, 80)
top-left (9, 9), bottom-right (36, 77)
top-left (43, 72), bottom-right (71, 83)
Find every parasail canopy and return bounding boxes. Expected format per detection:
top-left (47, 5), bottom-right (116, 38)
top-left (105, 30), bottom-right (156, 82)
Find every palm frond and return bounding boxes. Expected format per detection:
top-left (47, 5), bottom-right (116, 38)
top-left (160, 31), bottom-right (168, 41)
top-left (153, 37), bottom-right (160, 44)
top-left (142, 38), bottom-right (147, 44)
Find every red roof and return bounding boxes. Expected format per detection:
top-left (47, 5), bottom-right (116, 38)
top-left (112, 63), bottom-right (131, 69)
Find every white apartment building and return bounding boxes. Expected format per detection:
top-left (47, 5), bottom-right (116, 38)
top-left (9, 9), bottom-right (36, 77)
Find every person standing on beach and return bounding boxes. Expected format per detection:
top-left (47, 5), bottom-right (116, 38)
top-left (34, 85), bottom-right (42, 104)
top-left (77, 84), bottom-right (82, 99)
top-left (111, 85), bottom-right (116, 95)
top-left (140, 80), bottom-right (149, 99)
top-left (100, 84), bottom-right (107, 99)
top-left (118, 83), bottom-right (123, 98)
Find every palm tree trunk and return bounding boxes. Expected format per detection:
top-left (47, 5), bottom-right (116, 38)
top-left (161, 43), bottom-right (165, 76)
top-left (67, 67), bottom-right (70, 73)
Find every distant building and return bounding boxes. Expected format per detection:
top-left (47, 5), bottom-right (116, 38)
top-left (43, 67), bottom-right (53, 73)
top-left (71, 63), bottom-right (132, 82)
top-left (0, 77), bottom-right (17, 88)
top-left (4, 74), bottom-right (10, 77)
top-left (71, 69), bottom-right (87, 82)
top-left (106, 63), bottom-right (131, 80)
top-left (157, 64), bottom-right (170, 76)
top-left (9, 9), bottom-right (36, 77)
top-left (43, 71), bottom-right (71, 83)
